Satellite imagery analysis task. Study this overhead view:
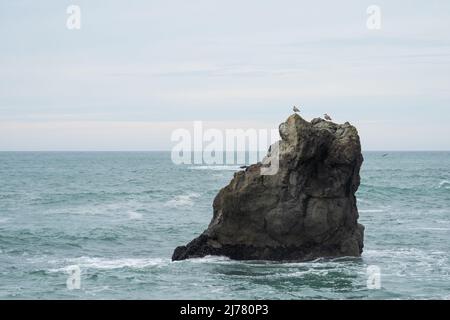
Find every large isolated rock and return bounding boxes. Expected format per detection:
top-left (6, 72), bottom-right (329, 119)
top-left (172, 114), bottom-right (364, 261)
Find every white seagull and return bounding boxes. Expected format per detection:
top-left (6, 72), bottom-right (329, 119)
top-left (324, 113), bottom-right (332, 121)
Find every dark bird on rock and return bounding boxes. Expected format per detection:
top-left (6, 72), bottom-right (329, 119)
top-left (293, 106), bottom-right (300, 113)
top-left (324, 113), bottom-right (332, 121)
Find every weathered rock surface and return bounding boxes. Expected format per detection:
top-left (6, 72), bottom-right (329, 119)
top-left (172, 114), bottom-right (364, 261)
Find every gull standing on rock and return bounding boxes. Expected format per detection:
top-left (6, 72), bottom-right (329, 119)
top-left (324, 113), bottom-right (332, 121)
top-left (293, 106), bottom-right (300, 113)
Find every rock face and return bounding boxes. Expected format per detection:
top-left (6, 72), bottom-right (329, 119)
top-left (172, 114), bottom-right (364, 261)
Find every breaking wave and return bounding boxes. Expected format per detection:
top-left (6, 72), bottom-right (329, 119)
top-left (49, 257), bottom-right (170, 272)
top-left (438, 180), bottom-right (450, 189)
top-left (164, 192), bottom-right (201, 208)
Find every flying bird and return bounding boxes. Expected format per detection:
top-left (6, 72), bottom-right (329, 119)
top-left (293, 106), bottom-right (300, 113)
top-left (324, 113), bottom-right (332, 121)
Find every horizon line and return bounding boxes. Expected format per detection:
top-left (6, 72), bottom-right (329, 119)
top-left (1, 150), bottom-right (449, 153)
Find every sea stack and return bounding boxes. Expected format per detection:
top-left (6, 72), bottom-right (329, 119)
top-left (172, 114), bottom-right (364, 261)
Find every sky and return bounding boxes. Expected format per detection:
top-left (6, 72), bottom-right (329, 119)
top-left (0, 0), bottom-right (449, 150)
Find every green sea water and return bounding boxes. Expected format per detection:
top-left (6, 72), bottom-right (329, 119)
top-left (0, 151), bottom-right (449, 299)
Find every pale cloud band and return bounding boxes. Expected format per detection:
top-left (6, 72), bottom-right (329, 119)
top-left (0, 0), bottom-right (449, 150)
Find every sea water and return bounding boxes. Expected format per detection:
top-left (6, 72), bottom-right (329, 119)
top-left (0, 151), bottom-right (449, 299)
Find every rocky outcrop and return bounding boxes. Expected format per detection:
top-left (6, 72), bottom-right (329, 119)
top-left (172, 114), bottom-right (364, 262)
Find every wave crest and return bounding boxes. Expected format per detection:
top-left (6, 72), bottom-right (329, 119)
top-left (164, 192), bottom-right (200, 208)
top-left (49, 257), bottom-right (169, 272)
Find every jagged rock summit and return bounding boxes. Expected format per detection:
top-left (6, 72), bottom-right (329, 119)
top-left (172, 114), bottom-right (364, 261)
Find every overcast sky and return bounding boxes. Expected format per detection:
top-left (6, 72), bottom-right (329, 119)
top-left (1, 0), bottom-right (449, 150)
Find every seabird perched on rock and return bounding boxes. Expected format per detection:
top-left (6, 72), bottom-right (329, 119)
top-left (293, 106), bottom-right (300, 113)
top-left (240, 165), bottom-right (248, 169)
top-left (324, 113), bottom-right (332, 121)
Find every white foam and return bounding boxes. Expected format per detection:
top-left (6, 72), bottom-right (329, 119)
top-left (188, 165), bottom-right (241, 171)
top-left (359, 209), bottom-right (384, 213)
top-left (410, 227), bottom-right (450, 231)
top-left (438, 180), bottom-right (450, 189)
top-left (164, 192), bottom-right (200, 208)
top-left (363, 248), bottom-right (450, 280)
top-left (183, 255), bottom-right (233, 264)
top-left (128, 211), bottom-right (143, 220)
top-left (364, 248), bottom-right (447, 264)
top-left (49, 257), bottom-right (169, 272)
top-left (286, 269), bottom-right (329, 277)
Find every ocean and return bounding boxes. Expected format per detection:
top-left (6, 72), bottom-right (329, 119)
top-left (0, 151), bottom-right (449, 299)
